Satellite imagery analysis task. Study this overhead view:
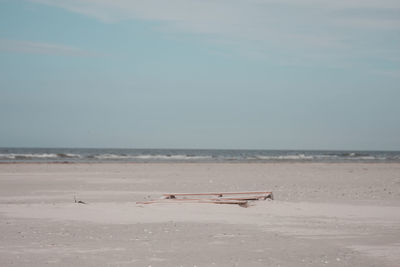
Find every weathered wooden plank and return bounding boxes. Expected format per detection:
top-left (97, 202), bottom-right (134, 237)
top-left (163, 191), bottom-right (272, 198)
top-left (136, 199), bottom-right (248, 206)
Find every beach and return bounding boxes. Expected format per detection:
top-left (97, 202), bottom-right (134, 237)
top-left (0, 162), bottom-right (399, 266)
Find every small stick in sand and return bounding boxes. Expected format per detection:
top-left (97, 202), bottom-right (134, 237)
top-left (74, 195), bottom-right (87, 204)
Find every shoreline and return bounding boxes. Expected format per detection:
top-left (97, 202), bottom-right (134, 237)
top-left (2, 161), bottom-right (400, 164)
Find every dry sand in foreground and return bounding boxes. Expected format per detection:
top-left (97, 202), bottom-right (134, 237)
top-left (0, 163), bottom-right (399, 266)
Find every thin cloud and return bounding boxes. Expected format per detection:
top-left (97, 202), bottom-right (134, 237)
top-left (27, 0), bottom-right (400, 70)
top-left (26, 1), bottom-right (338, 47)
top-left (262, 0), bottom-right (400, 9)
top-left (0, 39), bottom-right (94, 57)
top-left (28, 0), bottom-right (399, 44)
top-left (335, 18), bottom-right (400, 30)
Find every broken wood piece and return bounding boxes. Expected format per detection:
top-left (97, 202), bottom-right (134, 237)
top-left (163, 191), bottom-right (273, 200)
top-left (216, 195), bottom-right (271, 201)
top-left (74, 195), bottom-right (87, 204)
top-left (137, 191), bottom-right (273, 207)
top-left (136, 198), bottom-right (249, 207)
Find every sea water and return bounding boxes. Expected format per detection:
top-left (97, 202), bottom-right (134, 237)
top-left (0, 148), bottom-right (399, 163)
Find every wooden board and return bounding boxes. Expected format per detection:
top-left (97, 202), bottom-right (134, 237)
top-left (137, 191), bottom-right (273, 207)
top-left (163, 191), bottom-right (273, 199)
top-left (136, 199), bottom-right (248, 206)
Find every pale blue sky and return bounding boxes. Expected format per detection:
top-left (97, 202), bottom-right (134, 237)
top-left (1, 0), bottom-right (399, 150)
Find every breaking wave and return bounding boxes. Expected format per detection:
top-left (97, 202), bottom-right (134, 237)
top-left (254, 154), bottom-right (314, 160)
top-left (0, 149), bottom-right (399, 163)
top-left (92, 154), bottom-right (212, 161)
top-left (0, 153), bottom-right (81, 160)
top-left (0, 153), bottom-right (58, 160)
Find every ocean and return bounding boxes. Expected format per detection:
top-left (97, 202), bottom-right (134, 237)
top-left (0, 148), bottom-right (399, 163)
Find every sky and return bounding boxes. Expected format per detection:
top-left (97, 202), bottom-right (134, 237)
top-left (0, 0), bottom-right (399, 150)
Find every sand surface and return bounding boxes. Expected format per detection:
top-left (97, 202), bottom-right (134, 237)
top-left (0, 163), bottom-right (400, 266)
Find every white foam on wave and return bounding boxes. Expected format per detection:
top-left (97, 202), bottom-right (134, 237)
top-left (93, 154), bottom-right (212, 161)
top-left (0, 153), bottom-right (59, 159)
top-left (0, 153), bottom-right (81, 160)
top-left (350, 156), bottom-right (376, 160)
top-left (135, 155), bottom-right (211, 160)
top-left (255, 154), bottom-right (314, 160)
top-left (57, 153), bottom-right (82, 158)
top-left (93, 154), bottom-right (130, 160)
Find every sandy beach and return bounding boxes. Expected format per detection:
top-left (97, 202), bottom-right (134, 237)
top-left (0, 163), bottom-right (399, 266)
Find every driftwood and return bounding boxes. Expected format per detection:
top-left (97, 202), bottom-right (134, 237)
top-left (137, 191), bottom-right (273, 207)
top-left (164, 191), bottom-right (273, 201)
top-left (74, 195), bottom-right (87, 204)
top-left (137, 199), bottom-right (249, 207)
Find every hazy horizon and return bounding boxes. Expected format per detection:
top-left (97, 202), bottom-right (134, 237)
top-left (1, 146), bottom-right (399, 152)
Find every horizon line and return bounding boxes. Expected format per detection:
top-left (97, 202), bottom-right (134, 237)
top-left (1, 146), bottom-right (399, 152)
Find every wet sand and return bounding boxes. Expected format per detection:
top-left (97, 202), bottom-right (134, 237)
top-left (0, 163), bottom-right (400, 266)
